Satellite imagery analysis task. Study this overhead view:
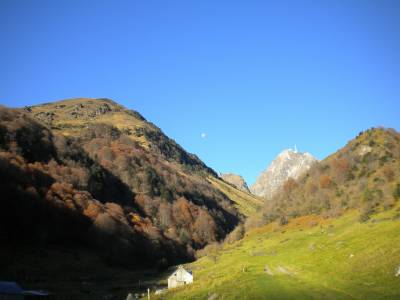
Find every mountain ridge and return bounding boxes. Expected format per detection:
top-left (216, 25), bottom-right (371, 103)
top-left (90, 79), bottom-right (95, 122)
top-left (26, 97), bottom-right (217, 176)
top-left (221, 173), bottom-right (250, 193)
top-left (0, 98), bottom-right (258, 278)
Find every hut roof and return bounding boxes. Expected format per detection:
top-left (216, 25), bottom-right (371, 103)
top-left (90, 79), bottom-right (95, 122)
top-left (169, 265), bottom-right (193, 278)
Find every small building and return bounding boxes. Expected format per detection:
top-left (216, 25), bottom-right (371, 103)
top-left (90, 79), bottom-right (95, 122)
top-left (167, 266), bottom-right (193, 289)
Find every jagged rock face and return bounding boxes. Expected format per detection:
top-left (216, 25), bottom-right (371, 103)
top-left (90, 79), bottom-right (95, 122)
top-left (221, 173), bottom-right (250, 193)
top-left (251, 149), bottom-right (318, 199)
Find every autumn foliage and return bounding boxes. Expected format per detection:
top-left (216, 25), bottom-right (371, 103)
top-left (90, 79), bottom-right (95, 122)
top-left (0, 106), bottom-right (239, 268)
top-left (246, 127), bottom-right (400, 231)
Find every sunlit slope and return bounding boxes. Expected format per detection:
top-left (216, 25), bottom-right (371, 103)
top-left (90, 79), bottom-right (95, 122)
top-left (160, 207), bottom-right (400, 300)
top-left (27, 98), bottom-right (218, 175)
top-left (28, 98), bottom-right (149, 142)
top-left (208, 177), bottom-right (264, 217)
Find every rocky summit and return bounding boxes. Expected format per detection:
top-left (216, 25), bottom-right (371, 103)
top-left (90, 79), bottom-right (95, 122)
top-left (221, 173), bottom-right (250, 193)
top-left (250, 149), bottom-right (317, 199)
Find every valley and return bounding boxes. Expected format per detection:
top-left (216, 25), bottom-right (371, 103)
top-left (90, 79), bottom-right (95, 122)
top-left (2, 2), bottom-right (400, 299)
top-left (0, 99), bottom-right (399, 300)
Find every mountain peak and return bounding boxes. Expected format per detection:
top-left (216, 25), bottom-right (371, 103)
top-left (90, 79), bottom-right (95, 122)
top-left (251, 149), bottom-right (318, 198)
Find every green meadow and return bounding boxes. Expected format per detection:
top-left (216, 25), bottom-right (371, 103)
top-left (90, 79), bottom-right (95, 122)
top-left (157, 206), bottom-right (400, 300)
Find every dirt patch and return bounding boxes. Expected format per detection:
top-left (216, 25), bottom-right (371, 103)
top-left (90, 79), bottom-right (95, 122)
top-left (276, 266), bottom-right (295, 276)
top-left (264, 265), bottom-right (274, 276)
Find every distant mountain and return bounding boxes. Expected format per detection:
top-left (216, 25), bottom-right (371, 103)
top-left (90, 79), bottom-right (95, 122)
top-left (248, 127), bottom-right (400, 227)
top-left (251, 149), bottom-right (318, 198)
top-left (0, 98), bottom-right (256, 274)
top-left (221, 173), bottom-right (250, 193)
top-left (169, 128), bottom-right (400, 299)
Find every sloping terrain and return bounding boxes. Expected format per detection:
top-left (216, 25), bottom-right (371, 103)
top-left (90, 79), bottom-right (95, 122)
top-left (26, 98), bottom-right (216, 174)
top-left (157, 127), bottom-right (400, 300)
top-left (221, 173), bottom-right (251, 193)
top-left (246, 128), bottom-right (400, 228)
top-left (208, 177), bottom-right (263, 217)
top-left (0, 98), bottom-right (254, 283)
top-left (159, 207), bottom-right (400, 300)
top-left (3, 99), bottom-right (398, 299)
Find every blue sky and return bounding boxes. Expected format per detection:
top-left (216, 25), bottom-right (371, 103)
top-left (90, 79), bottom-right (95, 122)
top-left (1, 0), bottom-right (399, 185)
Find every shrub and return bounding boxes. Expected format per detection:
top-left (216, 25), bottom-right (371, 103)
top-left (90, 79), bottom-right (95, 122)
top-left (319, 175), bottom-right (333, 189)
top-left (224, 224), bottom-right (245, 244)
top-left (283, 178), bottom-right (298, 193)
top-left (244, 214), bottom-right (266, 232)
top-left (346, 171), bottom-right (355, 181)
top-left (195, 242), bottom-right (222, 259)
top-left (383, 197), bottom-right (396, 210)
top-left (393, 183), bottom-right (400, 200)
top-left (333, 158), bottom-right (350, 180)
top-left (363, 189), bottom-right (373, 203)
top-left (278, 215), bottom-right (289, 226)
top-left (383, 166), bottom-right (395, 181)
top-left (359, 206), bottom-right (374, 222)
top-left (305, 181), bottom-right (318, 196)
top-left (178, 228), bottom-right (191, 245)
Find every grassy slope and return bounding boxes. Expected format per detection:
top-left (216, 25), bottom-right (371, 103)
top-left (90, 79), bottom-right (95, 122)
top-left (159, 206), bottom-right (400, 300)
top-left (208, 177), bottom-right (264, 217)
top-left (28, 98), bottom-right (151, 146)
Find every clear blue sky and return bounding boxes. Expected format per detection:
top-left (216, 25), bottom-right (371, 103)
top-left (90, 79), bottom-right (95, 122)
top-left (1, 0), bottom-right (399, 185)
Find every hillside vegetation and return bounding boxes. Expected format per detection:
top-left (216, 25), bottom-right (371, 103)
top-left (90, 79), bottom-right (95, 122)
top-left (157, 127), bottom-right (400, 300)
top-left (221, 173), bottom-right (251, 193)
top-left (246, 128), bottom-right (400, 229)
top-left (26, 98), bottom-right (216, 174)
top-left (208, 177), bottom-right (263, 217)
top-left (158, 206), bottom-right (400, 300)
top-left (0, 98), bottom-right (256, 281)
top-left (2, 98), bottom-right (399, 299)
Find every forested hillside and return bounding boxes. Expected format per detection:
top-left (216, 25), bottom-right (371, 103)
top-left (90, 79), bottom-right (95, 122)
top-left (246, 127), bottom-right (400, 229)
top-left (0, 98), bottom-right (257, 273)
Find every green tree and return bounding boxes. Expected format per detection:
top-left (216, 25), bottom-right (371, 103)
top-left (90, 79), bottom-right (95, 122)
top-left (363, 189), bottom-right (373, 203)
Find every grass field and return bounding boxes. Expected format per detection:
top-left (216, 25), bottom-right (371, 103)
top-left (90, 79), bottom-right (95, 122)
top-left (156, 206), bottom-right (400, 300)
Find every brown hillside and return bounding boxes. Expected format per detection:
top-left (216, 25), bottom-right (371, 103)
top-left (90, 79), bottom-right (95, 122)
top-left (246, 127), bottom-right (400, 229)
top-left (0, 98), bottom-right (252, 276)
top-left (26, 98), bottom-right (216, 175)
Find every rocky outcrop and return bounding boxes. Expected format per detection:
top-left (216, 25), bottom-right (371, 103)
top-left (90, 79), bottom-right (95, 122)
top-left (34, 111), bottom-right (55, 125)
top-left (221, 173), bottom-right (250, 193)
top-left (251, 149), bottom-right (317, 199)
